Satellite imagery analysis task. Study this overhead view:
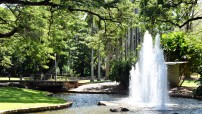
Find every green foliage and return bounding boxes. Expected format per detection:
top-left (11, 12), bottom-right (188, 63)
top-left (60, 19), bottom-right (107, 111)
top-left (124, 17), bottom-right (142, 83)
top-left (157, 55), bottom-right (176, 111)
top-left (161, 31), bottom-right (188, 61)
top-left (0, 0), bottom-right (138, 79)
top-left (108, 57), bottom-right (135, 88)
top-left (193, 85), bottom-right (202, 97)
top-left (138, 0), bottom-right (199, 32)
top-left (162, 31), bottom-right (202, 75)
top-left (194, 77), bottom-right (202, 96)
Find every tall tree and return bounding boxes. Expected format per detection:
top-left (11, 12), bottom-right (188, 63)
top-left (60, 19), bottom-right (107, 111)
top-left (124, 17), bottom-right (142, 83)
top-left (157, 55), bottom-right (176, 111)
top-left (0, 0), bottom-right (134, 38)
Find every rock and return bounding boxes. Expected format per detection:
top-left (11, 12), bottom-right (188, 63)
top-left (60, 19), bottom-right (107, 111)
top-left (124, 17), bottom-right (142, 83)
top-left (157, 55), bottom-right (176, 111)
top-left (110, 107), bottom-right (129, 112)
top-left (97, 101), bottom-right (117, 106)
top-left (110, 107), bottom-right (122, 112)
top-left (121, 107), bottom-right (129, 112)
top-left (97, 101), bottom-right (107, 106)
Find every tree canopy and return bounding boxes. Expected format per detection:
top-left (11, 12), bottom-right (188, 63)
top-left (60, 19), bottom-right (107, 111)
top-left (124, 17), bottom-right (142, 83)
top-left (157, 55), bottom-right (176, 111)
top-left (1, 0), bottom-right (202, 79)
top-left (0, 0), bottom-right (135, 38)
top-left (0, 0), bottom-right (137, 77)
top-left (138, 0), bottom-right (202, 32)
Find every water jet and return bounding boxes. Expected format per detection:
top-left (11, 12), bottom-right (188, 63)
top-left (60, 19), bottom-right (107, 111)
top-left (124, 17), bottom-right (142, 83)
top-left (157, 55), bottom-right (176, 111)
top-left (129, 31), bottom-right (168, 110)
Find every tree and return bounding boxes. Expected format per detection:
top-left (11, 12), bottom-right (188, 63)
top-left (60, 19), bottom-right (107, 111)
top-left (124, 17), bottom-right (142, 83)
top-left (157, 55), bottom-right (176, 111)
top-left (0, 0), bottom-right (138, 79)
top-left (137, 0), bottom-right (201, 32)
top-left (0, 0), bottom-right (135, 38)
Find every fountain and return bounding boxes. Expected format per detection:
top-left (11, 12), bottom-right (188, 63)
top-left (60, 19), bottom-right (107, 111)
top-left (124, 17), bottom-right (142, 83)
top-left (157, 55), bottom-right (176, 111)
top-left (32, 31), bottom-right (202, 114)
top-left (129, 31), bottom-right (168, 110)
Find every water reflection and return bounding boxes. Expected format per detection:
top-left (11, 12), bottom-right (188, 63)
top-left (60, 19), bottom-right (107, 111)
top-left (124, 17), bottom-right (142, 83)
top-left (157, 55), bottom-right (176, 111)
top-left (54, 93), bottom-right (127, 107)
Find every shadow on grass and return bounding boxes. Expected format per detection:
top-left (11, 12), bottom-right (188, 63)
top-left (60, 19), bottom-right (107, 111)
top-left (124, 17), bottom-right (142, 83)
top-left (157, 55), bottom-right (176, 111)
top-left (0, 87), bottom-right (66, 104)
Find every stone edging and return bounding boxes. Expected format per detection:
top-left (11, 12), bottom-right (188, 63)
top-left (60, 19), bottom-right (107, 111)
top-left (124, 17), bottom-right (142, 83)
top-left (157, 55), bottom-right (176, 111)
top-left (169, 93), bottom-right (202, 99)
top-left (68, 90), bottom-right (202, 100)
top-left (67, 90), bottom-right (118, 94)
top-left (0, 102), bottom-right (72, 114)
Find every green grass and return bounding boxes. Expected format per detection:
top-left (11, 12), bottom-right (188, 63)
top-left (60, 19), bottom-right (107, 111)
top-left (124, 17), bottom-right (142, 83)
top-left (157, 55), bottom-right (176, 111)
top-left (0, 87), bottom-right (66, 110)
top-left (181, 80), bottom-right (199, 87)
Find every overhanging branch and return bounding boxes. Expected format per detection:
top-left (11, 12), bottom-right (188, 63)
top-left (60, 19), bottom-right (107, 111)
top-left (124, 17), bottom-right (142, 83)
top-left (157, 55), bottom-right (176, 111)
top-left (179, 16), bottom-right (202, 28)
top-left (0, 27), bottom-right (19, 38)
top-left (157, 16), bottom-right (202, 28)
top-left (0, 0), bottom-right (122, 38)
top-left (0, 0), bottom-right (58, 7)
top-left (0, 0), bottom-right (120, 22)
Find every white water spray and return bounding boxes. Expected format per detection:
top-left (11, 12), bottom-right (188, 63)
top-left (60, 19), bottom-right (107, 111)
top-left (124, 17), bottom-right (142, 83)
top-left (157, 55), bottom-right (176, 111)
top-left (129, 31), bottom-right (168, 110)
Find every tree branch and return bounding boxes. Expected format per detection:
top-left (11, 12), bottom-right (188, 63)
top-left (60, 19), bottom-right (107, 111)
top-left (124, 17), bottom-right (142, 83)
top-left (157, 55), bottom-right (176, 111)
top-left (179, 16), bottom-right (202, 28)
top-left (0, 0), bottom-right (58, 7)
top-left (70, 8), bottom-right (119, 23)
top-left (157, 19), bottom-right (181, 28)
top-left (0, 17), bottom-right (7, 24)
top-left (0, 0), bottom-right (121, 22)
top-left (0, 27), bottom-right (19, 38)
top-left (0, 0), bottom-right (122, 38)
top-left (157, 16), bottom-right (202, 28)
top-left (164, 0), bottom-right (198, 8)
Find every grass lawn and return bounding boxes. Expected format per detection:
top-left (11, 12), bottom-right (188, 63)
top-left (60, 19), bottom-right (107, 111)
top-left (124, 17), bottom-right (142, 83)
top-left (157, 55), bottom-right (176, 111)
top-left (0, 87), bottom-right (66, 111)
top-left (181, 80), bottom-right (199, 87)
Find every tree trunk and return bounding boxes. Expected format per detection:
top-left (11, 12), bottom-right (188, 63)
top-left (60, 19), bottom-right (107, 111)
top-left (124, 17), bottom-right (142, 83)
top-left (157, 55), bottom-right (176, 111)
top-left (98, 49), bottom-right (101, 81)
top-left (131, 28), bottom-right (134, 53)
top-left (105, 55), bottom-right (110, 79)
top-left (54, 53), bottom-right (57, 82)
top-left (90, 14), bottom-right (94, 82)
top-left (91, 48), bottom-right (94, 82)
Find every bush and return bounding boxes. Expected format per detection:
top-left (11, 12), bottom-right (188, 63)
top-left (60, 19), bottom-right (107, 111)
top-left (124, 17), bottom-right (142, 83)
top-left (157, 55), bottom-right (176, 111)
top-left (162, 31), bottom-right (202, 95)
top-left (193, 86), bottom-right (202, 97)
top-left (162, 31), bottom-right (202, 75)
top-left (108, 58), bottom-right (135, 88)
top-left (193, 77), bottom-right (202, 96)
top-left (161, 31), bottom-right (188, 61)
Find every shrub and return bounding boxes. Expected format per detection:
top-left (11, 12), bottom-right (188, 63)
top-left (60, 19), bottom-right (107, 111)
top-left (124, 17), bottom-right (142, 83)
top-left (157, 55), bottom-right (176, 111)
top-left (162, 31), bottom-right (202, 96)
top-left (161, 31), bottom-right (188, 62)
top-left (108, 58), bottom-right (135, 88)
top-left (162, 31), bottom-right (202, 75)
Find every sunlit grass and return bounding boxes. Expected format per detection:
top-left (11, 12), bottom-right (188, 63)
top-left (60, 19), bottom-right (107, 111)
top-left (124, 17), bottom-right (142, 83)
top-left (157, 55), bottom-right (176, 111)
top-left (0, 87), bottom-right (66, 111)
top-left (181, 80), bottom-right (199, 87)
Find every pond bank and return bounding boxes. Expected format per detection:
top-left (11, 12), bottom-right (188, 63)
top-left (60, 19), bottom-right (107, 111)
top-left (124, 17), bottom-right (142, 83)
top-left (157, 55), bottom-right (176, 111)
top-left (68, 82), bottom-right (127, 94)
top-left (68, 82), bottom-right (200, 99)
top-left (0, 102), bottom-right (72, 114)
top-left (0, 82), bottom-right (199, 114)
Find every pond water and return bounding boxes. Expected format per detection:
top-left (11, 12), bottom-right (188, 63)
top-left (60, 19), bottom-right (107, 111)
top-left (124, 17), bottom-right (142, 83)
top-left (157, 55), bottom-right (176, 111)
top-left (32, 93), bottom-right (202, 114)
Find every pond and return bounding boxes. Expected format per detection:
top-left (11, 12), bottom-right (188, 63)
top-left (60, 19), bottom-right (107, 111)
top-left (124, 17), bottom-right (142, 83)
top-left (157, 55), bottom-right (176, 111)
top-left (31, 93), bottom-right (202, 114)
